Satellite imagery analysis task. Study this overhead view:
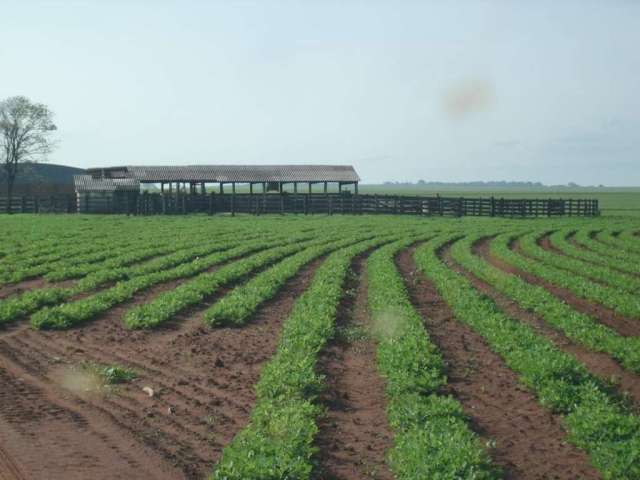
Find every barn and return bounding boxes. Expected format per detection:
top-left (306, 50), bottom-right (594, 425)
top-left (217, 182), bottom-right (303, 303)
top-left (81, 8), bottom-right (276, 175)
top-left (84, 165), bottom-right (360, 195)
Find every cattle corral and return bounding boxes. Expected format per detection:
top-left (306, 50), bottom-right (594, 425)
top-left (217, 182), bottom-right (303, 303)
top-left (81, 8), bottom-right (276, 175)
top-left (0, 213), bottom-right (640, 480)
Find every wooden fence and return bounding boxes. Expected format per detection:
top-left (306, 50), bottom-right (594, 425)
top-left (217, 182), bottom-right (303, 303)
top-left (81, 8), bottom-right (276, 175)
top-left (0, 193), bottom-right (600, 217)
top-left (134, 193), bottom-right (599, 217)
top-left (0, 195), bottom-right (76, 214)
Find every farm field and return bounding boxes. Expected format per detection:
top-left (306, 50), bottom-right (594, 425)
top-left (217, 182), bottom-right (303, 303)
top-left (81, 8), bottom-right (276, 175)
top-left (1, 214), bottom-right (640, 480)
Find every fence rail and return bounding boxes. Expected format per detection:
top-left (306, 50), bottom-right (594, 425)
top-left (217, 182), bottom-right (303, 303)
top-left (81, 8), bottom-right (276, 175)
top-left (0, 193), bottom-right (600, 217)
top-left (135, 193), bottom-right (599, 217)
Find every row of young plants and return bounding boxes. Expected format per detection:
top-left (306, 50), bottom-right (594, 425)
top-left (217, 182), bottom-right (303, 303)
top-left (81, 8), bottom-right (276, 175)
top-left (211, 236), bottom-right (392, 480)
top-left (594, 228), bottom-right (640, 258)
top-left (30, 233), bottom-right (316, 330)
top-left (0, 220), bottom-right (180, 272)
top-left (616, 229), bottom-right (640, 253)
top-left (528, 230), bottom-right (640, 292)
top-left (548, 229), bottom-right (640, 277)
top-left (201, 231), bottom-right (399, 327)
top-left (0, 234), bottom-right (142, 282)
top-left (366, 236), bottom-right (499, 479)
top-left (449, 233), bottom-right (640, 373)
top-left (121, 233), bottom-right (368, 329)
top-left (0, 220), bottom-right (253, 283)
top-left (1, 238), bottom-right (155, 284)
top-left (0, 233), bottom-right (262, 325)
top-left (415, 237), bottom-right (640, 480)
top-left (579, 230), bottom-right (640, 265)
top-left (40, 227), bottom-right (258, 282)
top-left (490, 233), bottom-right (640, 319)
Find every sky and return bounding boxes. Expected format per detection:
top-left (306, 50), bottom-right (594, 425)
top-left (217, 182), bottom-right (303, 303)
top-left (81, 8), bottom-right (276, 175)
top-left (2, 1), bottom-right (639, 185)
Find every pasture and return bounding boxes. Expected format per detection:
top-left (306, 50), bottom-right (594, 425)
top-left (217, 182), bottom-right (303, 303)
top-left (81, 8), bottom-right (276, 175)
top-left (1, 213), bottom-right (639, 479)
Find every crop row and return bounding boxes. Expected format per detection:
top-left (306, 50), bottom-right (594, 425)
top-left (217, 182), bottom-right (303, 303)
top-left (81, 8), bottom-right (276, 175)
top-left (490, 233), bottom-right (640, 319)
top-left (366, 236), bottom-right (498, 479)
top-left (548, 229), bottom-right (640, 277)
top-left (0, 237), bottom-right (242, 325)
top-left (30, 233), bottom-right (318, 330)
top-left (525, 230), bottom-right (640, 292)
top-left (122, 234), bottom-right (362, 329)
top-left (211, 236), bottom-right (392, 479)
top-left (415, 236), bottom-right (640, 479)
top-left (449, 233), bottom-right (640, 373)
top-left (573, 229), bottom-right (640, 267)
top-left (202, 232), bottom-right (388, 327)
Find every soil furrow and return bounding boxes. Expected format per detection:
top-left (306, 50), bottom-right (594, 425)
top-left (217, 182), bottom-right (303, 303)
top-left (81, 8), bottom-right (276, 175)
top-left (443, 245), bottom-right (640, 407)
top-left (0, 256), bottom-right (326, 480)
top-left (478, 237), bottom-right (640, 337)
top-left (395, 245), bottom-right (600, 480)
top-left (0, 357), bottom-right (175, 480)
top-left (314, 258), bottom-right (394, 480)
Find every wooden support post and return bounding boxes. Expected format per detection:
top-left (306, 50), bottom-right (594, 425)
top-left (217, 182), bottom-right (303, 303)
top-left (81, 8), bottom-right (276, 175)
top-left (231, 182), bottom-right (236, 216)
top-left (308, 182), bottom-right (312, 194)
top-left (262, 182), bottom-right (267, 215)
top-left (161, 182), bottom-right (165, 194)
top-left (354, 182), bottom-right (358, 195)
top-left (220, 182), bottom-right (224, 194)
top-left (201, 183), bottom-right (206, 195)
top-left (249, 183), bottom-right (253, 195)
top-left (324, 182), bottom-right (328, 194)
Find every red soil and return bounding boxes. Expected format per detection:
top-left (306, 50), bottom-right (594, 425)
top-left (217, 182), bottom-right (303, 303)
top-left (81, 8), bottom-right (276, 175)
top-left (0, 257), bottom-right (325, 480)
top-left (315, 258), bottom-right (394, 480)
top-left (396, 246), bottom-right (600, 480)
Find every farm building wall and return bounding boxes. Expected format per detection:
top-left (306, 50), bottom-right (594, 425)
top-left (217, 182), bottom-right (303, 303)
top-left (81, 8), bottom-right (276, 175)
top-left (77, 191), bottom-right (134, 214)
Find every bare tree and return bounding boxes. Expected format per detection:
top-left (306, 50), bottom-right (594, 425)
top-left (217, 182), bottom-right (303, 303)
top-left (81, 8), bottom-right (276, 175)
top-left (0, 96), bottom-right (57, 213)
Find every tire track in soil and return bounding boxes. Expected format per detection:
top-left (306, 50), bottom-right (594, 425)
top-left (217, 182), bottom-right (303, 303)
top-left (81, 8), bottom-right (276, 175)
top-left (0, 257), bottom-right (326, 480)
top-left (396, 245), bottom-right (601, 480)
top-left (479, 237), bottom-right (640, 338)
top-left (314, 258), bottom-right (394, 480)
top-left (0, 440), bottom-right (27, 480)
top-left (0, 359), bottom-right (174, 480)
top-left (445, 242), bottom-right (640, 407)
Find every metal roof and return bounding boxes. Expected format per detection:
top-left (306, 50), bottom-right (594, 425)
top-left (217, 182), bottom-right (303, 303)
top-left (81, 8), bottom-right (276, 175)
top-left (74, 175), bottom-right (140, 192)
top-left (86, 165), bottom-right (360, 183)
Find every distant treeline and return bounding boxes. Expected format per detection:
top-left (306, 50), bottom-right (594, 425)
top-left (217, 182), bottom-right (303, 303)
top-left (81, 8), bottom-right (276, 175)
top-left (381, 180), bottom-right (607, 188)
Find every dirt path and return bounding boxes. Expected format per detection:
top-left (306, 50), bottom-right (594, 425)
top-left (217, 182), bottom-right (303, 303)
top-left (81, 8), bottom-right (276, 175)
top-left (0, 257), bottom-right (325, 480)
top-left (477, 237), bottom-right (640, 338)
top-left (445, 243), bottom-right (640, 407)
top-left (315, 258), bottom-right (394, 480)
top-left (395, 246), bottom-right (600, 480)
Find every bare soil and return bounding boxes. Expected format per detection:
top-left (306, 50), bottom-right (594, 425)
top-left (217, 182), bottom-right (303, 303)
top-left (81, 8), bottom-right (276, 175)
top-left (0, 257), bottom-right (325, 480)
top-left (395, 246), bottom-right (601, 480)
top-left (315, 259), bottom-right (394, 480)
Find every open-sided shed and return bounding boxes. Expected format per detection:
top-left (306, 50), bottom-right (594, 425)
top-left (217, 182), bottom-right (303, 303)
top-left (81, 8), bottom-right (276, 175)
top-left (85, 164), bottom-right (361, 195)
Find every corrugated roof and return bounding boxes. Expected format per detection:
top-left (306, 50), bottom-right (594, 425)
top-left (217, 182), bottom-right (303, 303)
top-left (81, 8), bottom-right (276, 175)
top-left (86, 165), bottom-right (360, 183)
top-left (74, 175), bottom-right (140, 192)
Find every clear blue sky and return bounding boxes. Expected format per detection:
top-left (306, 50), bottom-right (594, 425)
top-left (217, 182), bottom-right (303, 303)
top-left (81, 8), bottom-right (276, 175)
top-left (2, 1), bottom-right (639, 185)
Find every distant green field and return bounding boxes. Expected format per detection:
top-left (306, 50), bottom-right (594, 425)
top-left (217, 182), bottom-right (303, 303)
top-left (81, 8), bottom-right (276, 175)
top-left (358, 185), bottom-right (640, 217)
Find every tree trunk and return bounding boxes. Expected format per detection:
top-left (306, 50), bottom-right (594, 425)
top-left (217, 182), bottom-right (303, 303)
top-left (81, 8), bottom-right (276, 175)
top-left (6, 176), bottom-right (14, 214)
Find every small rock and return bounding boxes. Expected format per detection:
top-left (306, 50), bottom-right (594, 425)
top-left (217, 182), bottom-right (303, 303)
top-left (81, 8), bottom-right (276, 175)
top-left (214, 358), bottom-right (224, 368)
top-left (142, 386), bottom-right (155, 397)
top-left (167, 406), bottom-right (174, 415)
